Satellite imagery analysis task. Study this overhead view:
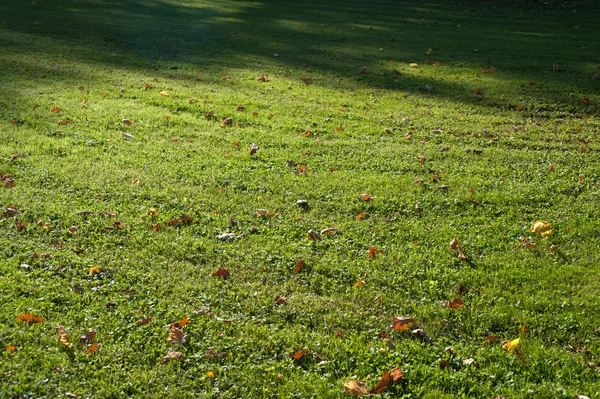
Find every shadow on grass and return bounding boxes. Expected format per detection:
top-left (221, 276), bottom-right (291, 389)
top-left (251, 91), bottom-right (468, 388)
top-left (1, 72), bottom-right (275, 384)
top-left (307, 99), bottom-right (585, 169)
top-left (1, 0), bottom-right (598, 113)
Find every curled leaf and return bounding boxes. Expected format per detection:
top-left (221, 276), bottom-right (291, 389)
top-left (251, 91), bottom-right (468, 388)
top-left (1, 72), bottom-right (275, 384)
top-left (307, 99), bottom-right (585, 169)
top-left (167, 326), bottom-right (187, 345)
top-left (389, 316), bottom-right (414, 331)
top-left (56, 325), bottom-right (73, 348)
top-left (443, 295), bottom-right (463, 309)
top-left (344, 380), bottom-right (369, 396)
top-left (530, 220), bottom-right (552, 238)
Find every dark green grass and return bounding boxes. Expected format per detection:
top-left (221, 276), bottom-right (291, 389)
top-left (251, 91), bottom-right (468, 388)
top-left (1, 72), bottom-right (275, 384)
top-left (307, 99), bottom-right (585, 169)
top-left (1, 0), bottom-right (600, 398)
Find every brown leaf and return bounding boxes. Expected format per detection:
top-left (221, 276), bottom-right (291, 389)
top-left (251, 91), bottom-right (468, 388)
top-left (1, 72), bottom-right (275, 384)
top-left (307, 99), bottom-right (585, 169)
top-left (274, 296), bottom-right (286, 305)
top-left (78, 330), bottom-right (96, 346)
top-left (516, 104), bottom-right (525, 111)
top-left (370, 371), bottom-right (392, 394)
top-left (301, 129), bottom-right (311, 137)
top-left (344, 380), bottom-right (369, 396)
top-left (443, 295), bottom-right (463, 309)
top-left (56, 325), bottom-right (73, 348)
top-left (51, 107), bottom-right (60, 113)
top-left (212, 268), bottom-right (230, 279)
top-left (356, 212), bottom-right (367, 220)
top-left (5, 344), bottom-right (16, 352)
top-left (307, 229), bottom-right (321, 241)
top-left (15, 221), bottom-right (26, 231)
top-left (167, 326), bottom-right (187, 345)
top-left (320, 227), bottom-right (337, 236)
top-left (411, 328), bottom-right (433, 343)
top-left (250, 143), bottom-right (259, 155)
top-left (357, 193), bottom-right (376, 201)
top-left (138, 317), bottom-right (153, 326)
top-left (484, 335), bottom-right (499, 343)
top-left (257, 75), bottom-right (269, 82)
top-left (150, 224), bottom-right (162, 232)
top-left (368, 246), bottom-right (380, 258)
top-left (164, 351), bottom-right (183, 362)
top-left (294, 259), bottom-right (305, 273)
top-left (121, 119), bottom-right (133, 126)
top-left (85, 343), bottom-right (99, 354)
top-left (389, 316), bottom-right (415, 331)
top-left (16, 313), bottom-right (45, 324)
top-left (291, 349), bottom-right (306, 360)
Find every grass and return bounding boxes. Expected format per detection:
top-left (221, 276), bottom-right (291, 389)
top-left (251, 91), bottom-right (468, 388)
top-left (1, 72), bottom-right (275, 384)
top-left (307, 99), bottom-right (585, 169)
top-left (1, 0), bottom-right (600, 397)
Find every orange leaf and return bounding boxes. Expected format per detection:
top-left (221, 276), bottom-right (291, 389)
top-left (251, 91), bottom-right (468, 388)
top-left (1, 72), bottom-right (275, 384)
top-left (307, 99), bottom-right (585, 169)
top-left (516, 104), bottom-right (525, 111)
top-left (252, 112), bottom-right (258, 117)
top-left (443, 295), bottom-right (463, 309)
top-left (89, 266), bottom-right (100, 274)
top-left (580, 97), bottom-right (590, 104)
top-left (58, 119), bottom-right (69, 125)
top-left (5, 344), bottom-right (16, 352)
top-left (474, 88), bottom-right (485, 96)
top-left (150, 225), bottom-right (162, 232)
top-left (335, 126), bottom-right (343, 133)
top-left (132, 178), bottom-right (140, 185)
top-left (301, 129), bottom-right (311, 137)
top-left (144, 83), bottom-right (151, 90)
top-left (85, 343), bottom-right (99, 354)
top-left (16, 221), bottom-right (26, 231)
top-left (389, 316), bottom-right (414, 331)
top-left (368, 246), bottom-right (380, 258)
top-left (370, 368), bottom-right (402, 394)
top-left (121, 119), bottom-right (133, 126)
top-left (212, 268), bottom-right (230, 278)
top-left (354, 279), bottom-right (363, 288)
top-left (294, 259), bottom-right (305, 273)
top-left (138, 317), bottom-right (153, 326)
top-left (16, 313), bottom-right (45, 324)
top-left (482, 67), bottom-right (496, 73)
top-left (170, 317), bottom-right (190, 328)
top-left (81, 98), bottom-right (87, 104)
top-left (357, 193), bottom-right (376, 201)
top-left (51, 107), bottom-right (60, 113)
top-left (291, 349), bottom-right (306, 360)
top-left (356, 212), bottom-right (367, 220)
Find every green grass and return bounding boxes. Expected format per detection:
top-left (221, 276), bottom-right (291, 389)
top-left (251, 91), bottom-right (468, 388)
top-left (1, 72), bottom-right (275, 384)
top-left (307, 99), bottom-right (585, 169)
top-left (1, 0), bottom-right (600, 397)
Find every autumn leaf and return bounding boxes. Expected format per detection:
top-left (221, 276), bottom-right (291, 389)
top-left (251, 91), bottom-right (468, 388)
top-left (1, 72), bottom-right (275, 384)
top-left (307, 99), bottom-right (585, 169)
top-left (357, 193), bottom-right (376, 201)
top-left (89, 266), bottom-right (101, 274)
top-left (320, 228), bottom-right (337, 236)
top-left (159, 90), bottom-right (169, 96)
top-left (344, 380), bottom-right (369, 396)
top-left (359, 67), bottom-right (368, 74)
top-left (164, 351), bottom-right (183, 362)
top-left (368, 246), bottom-right (380, 258)
top-left (353, 279), bottom-right (363, 288)
top-left (257, 74), bottom-right (268, 82)
top-left (223, 117), bottom-right (233, 125)
top-left (580, 97), bottom-right (590, 104)
top-left (291, 349), bottom-right (306, 361)
top-left (502, 338), bottom-right (521, 352)
top-left (85, 343), bottom-right (99, 354)
top-left (307, 229), bottom-right (321, 242)
top-left (16, 313), bottom-right (45, 324)
top-left (370, 368), bottom-right (403, 394)
top-left (138, 317), bottom-right (153, 326)
top-left (274, 296), bottom-right (286, 305)
top-left (212, 268), bottom-right (230, 279)
top-left (443, 295), bottom-right (463, 309)
top-left (530, 220), bottom-right (552, 238)
top-left (463, 358), bottom-right (479, 367)
top-left (150, 225), bottom-right (162, 232)
top-left (250, 143), bottom-right (259, 155)
top-left (121, 119), bottom-right (133, 126)
top-left (51, 107), bottom-right (60, 113)
top-left (389, 316), bottom-right (415, 331)
top-left (5, 344), bottom-right (16, 352)
top-left (411, 328), bottom-right (433, 343)
top-left (206, 370), bottom-right (216, 378)
top-left (301, 129), bottom-right (311, 137)
top-left (167, 326), bottom-right (187, 345)
top-left (144, 83), bottom-right (151, 90)
top-left (56, 325), bottom-right (73, 348)
top-left (409, 63), bottom-right (419, 68)
top-left (78, 330), bottom-right (96, 346)
top-left (356, 212), bottom-right (367, 220)
top-left (474, 88), bottom-right (485, 96)
top-left (294, 259), bottom-right (305, 273)
top-left (450, 237), bottom-right (469, 260)
top-left (482, 67), bottom-right (496, 73)
top-left (516, 104), bottom-right (525, 111)
top-left (170, 317), bottom-right (190, 328)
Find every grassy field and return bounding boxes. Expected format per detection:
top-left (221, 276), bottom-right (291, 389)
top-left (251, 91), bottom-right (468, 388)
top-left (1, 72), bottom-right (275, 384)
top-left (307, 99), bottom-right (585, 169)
top-left (1, 0), bottom-right (600, 397)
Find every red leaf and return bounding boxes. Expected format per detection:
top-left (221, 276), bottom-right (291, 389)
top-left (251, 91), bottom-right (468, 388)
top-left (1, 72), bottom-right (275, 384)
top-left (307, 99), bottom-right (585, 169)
top-left (212, 268), bottom-right (230, 279)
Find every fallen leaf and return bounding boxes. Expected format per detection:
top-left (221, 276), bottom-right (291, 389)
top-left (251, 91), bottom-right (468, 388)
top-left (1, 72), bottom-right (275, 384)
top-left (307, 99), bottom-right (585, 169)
top-left (353, 279), bottom-right (363, 288)
top-left (482, 67), bottom-right (496, 73)
top-left (212, 268), bottom-right (230, 279)
top-left (301, 129), bottom-right (311, 137)
top-left (307, 229), bottom-right (321, 241)
top-left (356, 212), bottom-right (367, 220)
top-left (320, 227), bottom-right (337, 236)
top-left (257, 75), bottom-right (268, 82)
top-left (159, 91), bottom-right (169, 97)
top-left (443, 296), bottom-right (463, 309)
top-left (167, 326), bottom-right (187, 345)
top-left (389, 316), bottom-right (415, 331)
top-left (291, 349), bottom-right (306, 360)
top-left (56, 325), bottom-right (73, 348)
top-left (274, 296), bottom-right (286, 305)
top-left (344, 380), bottom-right (369, 396)
top-left (16, 313), bottom-right (45, 324)
top-left (85, 343), bottom-right (99, 354)
top-left (78, 330), bottom-right (96, 345)
top-left (580, 97), bottom-right (590, 104)
top-left (359, 67), bottom-right (368, 74)
top-left (223, 117), bottom-right (233, 125)
top-left (121, 119), bottom-right (133, 126)
top-left (484, 335), bottom-right (499, 343)
top-left (138, 317), bottom-right (153, 326)
top-left (474, 88), bottom-right (485, 96)
top-left (150, 225), bottom-right (162, 232)
top-left (250, 143), bottom-right (259, 155)
top-left (411, 328), bottom-right (433, 343)
top-left (132, 178), bottom-right (140, 185)
top-left (530, 220), bottom-right (552, 238)
top-left (51, 107), bottom-right (60, 113)
top-left (368, 246), bottom-right (380, 258)
top-left (463, 358), bottom-right (479, 367)
top-left (5, 344), bottom-right (16, 352)
top-left (144, 83), bottom-right (151, 90)
top-left (357, 193), bottom-right (376, 201)
top-left (206, 370), bottom-right (216, 378)
top-left (516, 104), bottom-right (525, 111)
top-left (68, 225), bottom-right (78, 234)
top-left (165, 351), bottom-right (183, 361)
top-left (89, 266), bottom-right (101, 274)
top-left (502, 338), bottom-right (521, 352)
top-left (409, 63), bottom-right (419, 68)
top-left (170, 317), bottom-right (190, 328)
top-left (294, 259), bottom-right (305, 273)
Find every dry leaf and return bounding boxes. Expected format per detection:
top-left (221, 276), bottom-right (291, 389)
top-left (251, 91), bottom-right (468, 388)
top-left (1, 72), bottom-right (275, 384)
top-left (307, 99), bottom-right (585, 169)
top-left (274, 296), bottom-right (286, 305)
top-left (78, 330), bottom-right (96, 346)
top-left (132, 178), bottom-right (140, 185)
top-left (165, 351), bottom-right (183, 361)
top-left (16, 313), bottom-right (45, 324)
top-left (223, 117), bottom-right (233, 125)
top-left (257, 75), bottom-right (268, 82)
top-left (121, 119), bottom-right (133, 126)
top-left (356, 212), bottom-right (367, 220)
top-left (307, 229), bottom-right (321, 241)
top-left (516, 104), bottom-right (525, 111)
top-left (301, 129), bottom-right (311, 137)
top-left (474, 88), bottom-right (485, 96)
top-left (463, 358), bottom-right (479, 367)
top-left (212, 268), bottom-right (230, 279)
top-left (294, 259), bottom-right (305, 273)
top-left (409, 63), bottom-right (419, 68)
top-left (320, 228), bottom-right (337, 236)
top-left (159, 90), bottom-right (169, 96)
top-left (353, 279), bottom-right (363, 288)
top-left (389, 316), bottom-right (414, 331)
top-left (138, 317), bottom-right (153, 326)
top-left (51, 107), bottom-right (60, 113)
top-left (357, 193), bottom-right (376, 201)
top-left (580, 97), bottom-right (590, 104)
top-left (368, 246), bottom-right (380, 258)
top-left (89, 266), bottom-right (100, 274)
top-left (443, 296), bottom-right (463, 309)
top-left (167, 326), bottom-right (187, 345)
top-left (411, 328), bottom-right (433, 343)
top-left (56, 325), bottom-right (73, 348)
top-left (68, 225), bottom-right (78, 234)
top-left (250, 143), bottom-right (259, 155)
top-left (530, 220), bottom-right (552, 238)
top-left (206, 370), bottom-right (216, 378)
top-left (85, 343), bottom-right (99, 354)
top-left (359, 67), bottom-right (368, 74)
top-left (344, 380), bottom-right (369, 396)
top-left (5, 344), bottom-right (16, 352)
top-left (291, 349), bottom-right (306, 360)
top-left (170, 317), bottom-right (190, 328)
top-left (502, 338), bottom-right (521, 352)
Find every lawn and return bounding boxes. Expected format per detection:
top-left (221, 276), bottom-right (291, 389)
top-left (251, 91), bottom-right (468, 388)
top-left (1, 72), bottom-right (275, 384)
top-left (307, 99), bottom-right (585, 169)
top-left (1, 0), bottom-right (599, 397)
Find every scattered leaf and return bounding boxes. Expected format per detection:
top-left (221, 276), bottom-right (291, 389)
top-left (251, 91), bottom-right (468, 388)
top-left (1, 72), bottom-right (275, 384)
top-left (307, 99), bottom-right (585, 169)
top-left (85, 343), bottom-right (99, 354)
top-left (89, 266), bottom-right (101, 274)
top-left (463, 358), bottom-right (479, 367)
top-left (530, 220), bottom-right (552, 238)
top-left (357, 193), bottom-right (376, 201)
top-left (389, 316), bottom-right (415, 331)
top-left (16, 313), bottom-right (45, 324)
top-left (78, 330), bottom-right (96, 346)
top-left (344, 380), bottom-right (369, 396)
top-left (580, 97), bottom-right (590, 104)
top-left (356, 212), bottom-right (367, 220)
top-left (411, 328), bottom-right (433, 343)
top-left (56, 325), bottom-right (73, 348)
top-left (206, 370), bottom-right (216, 378)
top-left (291, 349), bottom-right (306, 361)
top-left (167, 326), bottom-right (187, 345)
top-left (5, 344), bottom-right (16, 352)
top-left (409, 63), bottom-right (419, 68)
top-left (250, 143), bottom-right (259, 155)
top-left (121, 119), bottom-right (133, 126)
top-left (301, 129), bottom-right (311, 137)
top-left (68, 225), bottom-right (78, 234)
top-left (294, 259), bottom-right (305, 273)
top-left (516, 104), bottom-right (525, 111)
top-left (368, 246), bottom-right (380, 258)
top-left (502, 338), bottom-right (521, 352)
top-left (307, 229), bottom-right (321, 241)
top-left (274, 296), bottom-right (286, 305)
top-left (353, 279), bottom-right (363, 288)
top-left (212, 268), bottom-right (230, 279)
top-left (257, 75), bottom-right (269, 82)
top-left (51, 107), bottom-right (60, 113)
top-left (164, 351), bottom-right (183, 362)
top-left (320, 227), bottom-right (337, 236)
top-left (159, 91), bottom-right (169, 96)
top-left (443, 296), bottom-right (463, 309)
top-left (138, 317), bottom-right (153, 326)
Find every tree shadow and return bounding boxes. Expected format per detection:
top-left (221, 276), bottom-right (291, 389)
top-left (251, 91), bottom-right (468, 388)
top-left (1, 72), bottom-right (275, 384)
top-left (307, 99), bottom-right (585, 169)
top-left (1, 0), bottom-right (598, 114)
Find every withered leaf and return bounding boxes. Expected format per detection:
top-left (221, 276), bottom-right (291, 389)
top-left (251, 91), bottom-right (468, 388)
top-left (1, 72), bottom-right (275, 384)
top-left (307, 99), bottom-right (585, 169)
top-left (250, 143), bottom-right (259, 155)
top-left (307, 229), bottom-right (321, 241)
top-left (344, 380), bottom-right (369, 396)
top-left (212, 268), bottom-right (230, 278)
top-left (368, 246), bottom-right (380, 258)
top-left (530, 220), bottom-right (552, 238)
top-left (167, 326), bottom-right (187, 345)
top-left (274, 296), bottom-right (286, 305)
top-left (56, 325), bottom-right (73, 348)
top-left (443, 296), bottom-right (463, 309)
top-left (357, 193), bottom-right (376, 201)
top-left (320, 227), bottom-right (337, 236)
top-left (411, 328), bottom-right (433, 343)
top-left (463, 357), bottom-right (479, 367)
top-left (170, 317), bottom-right (190, 328)
top-left (389, 316), bottom-right (415, 331)
top-left (85, 343), bottom-right (99, 354)
top-left (294, 259), bottom-right (305, 273)
top-left (291, 349), bottom-right (306, 360)
top-left (16, 313), bottom-right (45, 324)
top-left (78, 330), bottom-right (96, 346)
top-left (138, 317), bottom-right (153, 326)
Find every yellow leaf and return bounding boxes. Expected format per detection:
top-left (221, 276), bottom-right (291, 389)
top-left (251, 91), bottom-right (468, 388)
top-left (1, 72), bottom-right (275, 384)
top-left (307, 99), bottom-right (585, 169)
top-left (502, 338), bottom-right (521, 352)
top-left (56, 325), bottom-right (73, 348)
top-left (206, 371), bottom-right (216, 378)
top-left (159, 91), bottom-right (169, 97)
top-left (89, 266), bottom-right (100, 274)
top-left (409, 63), bottom-right (419, 68)
top-left (530, 220), bottom-right (552, 238)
